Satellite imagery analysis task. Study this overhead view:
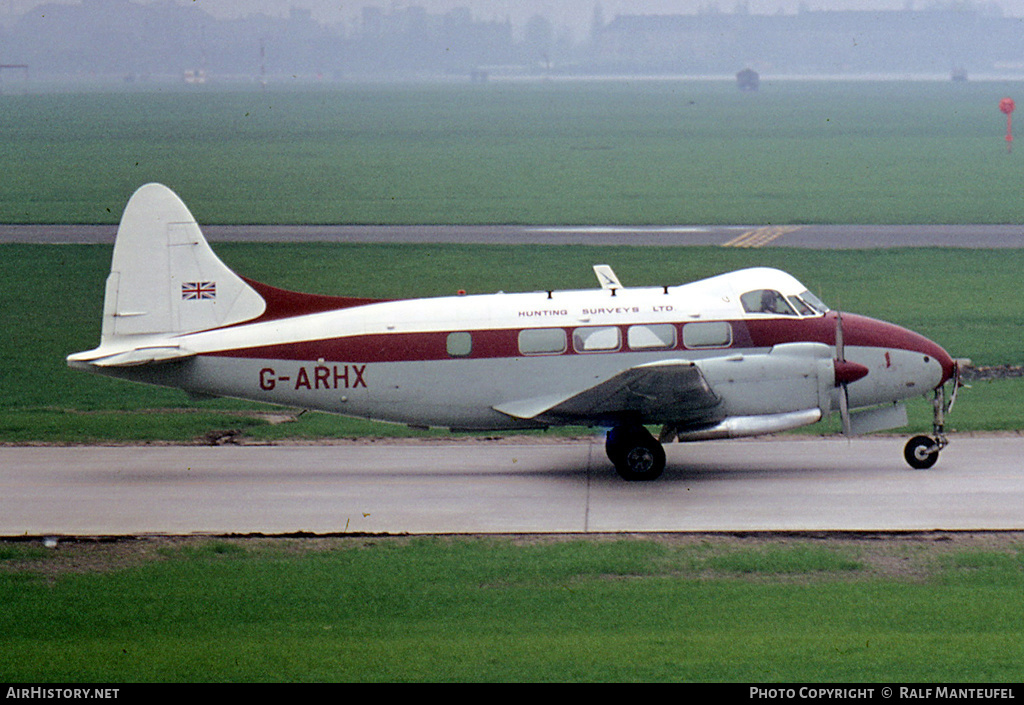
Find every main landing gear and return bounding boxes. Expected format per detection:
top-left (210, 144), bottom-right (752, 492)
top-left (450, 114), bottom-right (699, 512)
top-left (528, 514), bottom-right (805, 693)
top-left (903, 377), bottom-right (957, 470)
top-left (605, 424), bottom-right (666, 481)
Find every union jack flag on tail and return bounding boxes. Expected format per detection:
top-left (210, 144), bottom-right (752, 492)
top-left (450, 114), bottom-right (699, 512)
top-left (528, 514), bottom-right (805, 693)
top-left (181, 281), bottom-right (217, 300)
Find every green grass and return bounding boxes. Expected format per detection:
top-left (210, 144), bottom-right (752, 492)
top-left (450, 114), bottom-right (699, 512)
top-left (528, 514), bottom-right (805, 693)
top-left (4, 81), bottom-right (1024, 225)
top-left (2, 242), bottom-right (1021, 442)
top-left (2, 535), bottom-right (1023, 682)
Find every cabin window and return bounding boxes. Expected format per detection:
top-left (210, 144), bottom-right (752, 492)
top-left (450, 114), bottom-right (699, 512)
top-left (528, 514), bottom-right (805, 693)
top-left (519, 328), bottom-right (567, 355)
top-left (682, 321), bottom-right (733, 349)
top-left (446, 331), bottom-right (473, 357)
top-left (740, 289), bottom-right (798, 315)
top-left (573, 326), bottom-right (621, 353)
top-left (627, 323), bottom-right (676, 350)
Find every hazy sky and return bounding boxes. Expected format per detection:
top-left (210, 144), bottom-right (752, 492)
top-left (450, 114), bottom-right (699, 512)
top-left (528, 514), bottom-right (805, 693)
top-left (157, 0), bottom-right (1024, 23)
top-left (176, 1), bottom-right (1024, 23)
top-left (7, 0), bottom-right (1024, 33)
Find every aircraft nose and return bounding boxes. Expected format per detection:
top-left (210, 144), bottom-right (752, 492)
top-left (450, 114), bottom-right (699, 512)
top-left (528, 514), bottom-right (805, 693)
top-left (897, 326), bottom-right (956, 387)
top-left (934, 344), bottom-right (956, 386)
top-left (842, 313), bottom-right (955, 389)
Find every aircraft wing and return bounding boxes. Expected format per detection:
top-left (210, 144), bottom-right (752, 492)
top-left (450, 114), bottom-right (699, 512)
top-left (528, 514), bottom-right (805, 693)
top-left (493, 359), bottom-right (722, 426)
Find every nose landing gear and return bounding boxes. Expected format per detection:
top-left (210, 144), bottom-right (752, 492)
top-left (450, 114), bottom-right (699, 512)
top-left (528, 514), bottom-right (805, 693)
top-left (903, 367), bottom-right (959, 470)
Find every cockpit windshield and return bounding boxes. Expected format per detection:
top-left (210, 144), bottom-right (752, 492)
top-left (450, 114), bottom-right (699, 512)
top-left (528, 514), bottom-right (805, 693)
top-left (741, 288), bottom-right (829, 317)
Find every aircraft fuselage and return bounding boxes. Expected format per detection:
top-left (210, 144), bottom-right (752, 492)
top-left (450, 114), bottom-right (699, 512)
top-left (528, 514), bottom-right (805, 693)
top-left (79, 271), bottom-right (952, 433)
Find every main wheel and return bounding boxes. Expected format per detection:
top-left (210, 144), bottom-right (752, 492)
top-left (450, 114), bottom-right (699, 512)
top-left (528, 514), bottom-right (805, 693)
top-left (904, 435), bottom-right (939, 469)
top-left (606, 425), bottom-right (666, 481)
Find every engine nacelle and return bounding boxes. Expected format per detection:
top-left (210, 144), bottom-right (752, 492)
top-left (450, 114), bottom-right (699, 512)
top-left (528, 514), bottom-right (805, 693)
top-left (694, 342), bottom-right (837, 417)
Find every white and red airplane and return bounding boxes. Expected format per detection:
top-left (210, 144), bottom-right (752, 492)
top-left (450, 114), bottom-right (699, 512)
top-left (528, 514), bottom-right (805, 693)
top-left (68, 183), bottom-right (961, 480)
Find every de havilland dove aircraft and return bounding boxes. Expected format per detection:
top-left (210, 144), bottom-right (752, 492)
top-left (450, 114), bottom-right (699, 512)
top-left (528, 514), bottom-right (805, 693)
top-left (68, 184), bottom-right (961, 480)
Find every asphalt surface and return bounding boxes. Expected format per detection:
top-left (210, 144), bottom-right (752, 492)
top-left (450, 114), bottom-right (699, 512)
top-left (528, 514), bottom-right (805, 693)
top-left (3, 223), bottom-right (1024, 247)
top-left (3, 436), bottom-right (1021, 536)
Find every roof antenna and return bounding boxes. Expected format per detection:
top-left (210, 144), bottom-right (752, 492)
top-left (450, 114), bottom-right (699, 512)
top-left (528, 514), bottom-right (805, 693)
top-left (593, 264), bottom-right (623, 290)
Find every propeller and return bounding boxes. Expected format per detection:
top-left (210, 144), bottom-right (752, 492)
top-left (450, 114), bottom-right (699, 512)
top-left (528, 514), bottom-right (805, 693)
top-left (835, 310), bottom-right (851, 435)
top-left (946, 359), bottom-right (967, 416)
top-left (832, 310), bottom-right (869, 435)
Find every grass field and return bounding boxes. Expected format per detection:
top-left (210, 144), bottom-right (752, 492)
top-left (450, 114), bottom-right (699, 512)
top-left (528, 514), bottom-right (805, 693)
top-left (3, 80), bottom-right (1024, 225)
top-left (2, 534), bottom-right (1023, 682)
top-left (3, 242), bottom-right (1023, 442)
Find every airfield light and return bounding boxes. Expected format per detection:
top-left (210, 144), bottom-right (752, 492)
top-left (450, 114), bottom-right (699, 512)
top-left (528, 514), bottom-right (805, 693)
top-left (999, 97), bottom-right (1015, 153)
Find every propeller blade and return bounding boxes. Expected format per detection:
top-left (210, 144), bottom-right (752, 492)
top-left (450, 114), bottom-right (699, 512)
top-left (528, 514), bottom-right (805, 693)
top-left (834, 310), bottom-right (854, 435)
top-left (835, 310), bottom-right (845, 362)
top-left (946, 361), bottom-right (962, 416)
top-left (838, 382), bottom-right (852, 435)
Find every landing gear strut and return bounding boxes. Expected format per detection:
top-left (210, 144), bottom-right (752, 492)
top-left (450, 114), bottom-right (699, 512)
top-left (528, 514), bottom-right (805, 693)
top-left (903, 381), bottom-right (954, 470)
top-left (606, 424), bottom-right (666, 481)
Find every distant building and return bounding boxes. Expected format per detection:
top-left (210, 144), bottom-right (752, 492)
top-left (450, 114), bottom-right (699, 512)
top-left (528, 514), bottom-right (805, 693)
top-left (4, 2), bottom-right (1024, 82)
top-left (736, 68), bottom-right (759, 91)
top-left (593, 8), bottom-right (1024, 77)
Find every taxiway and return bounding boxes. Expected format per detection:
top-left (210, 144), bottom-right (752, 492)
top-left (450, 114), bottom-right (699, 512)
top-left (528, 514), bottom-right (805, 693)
top-left (3, 436), bottom-right (1021, 536)
top-left (3, 223), bottom-right (1024, 248)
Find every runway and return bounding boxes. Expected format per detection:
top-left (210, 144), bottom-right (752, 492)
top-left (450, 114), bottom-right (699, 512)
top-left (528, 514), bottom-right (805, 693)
top-left (3, 435), bottom-right (1022, 536)
top-left (3, 223), bottom-right (1024, 248)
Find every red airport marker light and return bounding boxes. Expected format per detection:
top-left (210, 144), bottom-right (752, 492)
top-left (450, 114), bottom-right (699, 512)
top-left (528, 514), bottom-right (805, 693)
top-left (1000, 97), bottom-right (1015, 153)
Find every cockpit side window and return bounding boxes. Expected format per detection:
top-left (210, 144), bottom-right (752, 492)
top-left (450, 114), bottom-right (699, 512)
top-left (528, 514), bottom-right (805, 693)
top-left (798, 290), bottom-right (829, 314)
top-left (787, 295), bottom-right (815, 316)
top-left (740, 289), bottom-right (798, 316)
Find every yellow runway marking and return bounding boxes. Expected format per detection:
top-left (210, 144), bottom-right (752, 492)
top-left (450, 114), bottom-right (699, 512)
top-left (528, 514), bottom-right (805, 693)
top-left (722, 225), bottom-right (803, 248)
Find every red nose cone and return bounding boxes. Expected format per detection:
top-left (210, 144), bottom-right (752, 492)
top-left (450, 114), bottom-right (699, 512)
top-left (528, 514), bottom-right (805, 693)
top-left (834, 359), bottom-right (870, 386)
top-left (840, 313), bottom-right (956, 388)
top-left (935, 347), bottom-right (957, 386)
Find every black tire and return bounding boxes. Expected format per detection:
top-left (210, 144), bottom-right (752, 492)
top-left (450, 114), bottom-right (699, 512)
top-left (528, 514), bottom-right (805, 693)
top-left (604, 425), bottom-right (629, 465)
top-left (607, 425), bottom-right (666, 481)
top-left (904, 435), bottom-right (939, 469)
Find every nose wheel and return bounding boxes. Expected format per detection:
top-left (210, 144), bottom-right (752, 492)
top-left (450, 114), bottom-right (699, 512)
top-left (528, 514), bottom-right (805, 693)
top-left (904, 379), bottom-right (955, 470)
top-left (606, 424), bottom-right (666, 481)
top-left (904, 434), bottom-right (943, 469)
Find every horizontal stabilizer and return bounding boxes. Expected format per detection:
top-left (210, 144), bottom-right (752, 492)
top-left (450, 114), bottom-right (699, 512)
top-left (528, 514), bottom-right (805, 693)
top-left (68, 345), bottom-right (194, 368)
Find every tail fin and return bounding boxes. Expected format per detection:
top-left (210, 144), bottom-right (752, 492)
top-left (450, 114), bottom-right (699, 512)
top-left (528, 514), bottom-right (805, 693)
top-left (99, 183), bottom-right (265, 341)
top-left (69, 183), bottom-right (387, 369)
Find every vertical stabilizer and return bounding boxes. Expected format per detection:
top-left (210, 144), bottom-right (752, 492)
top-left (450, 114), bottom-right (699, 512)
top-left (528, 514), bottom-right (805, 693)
top-left (100, 183), bottom-right (266, 342)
